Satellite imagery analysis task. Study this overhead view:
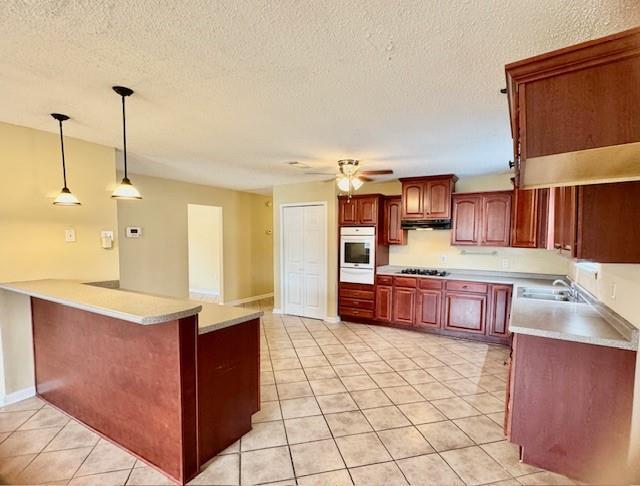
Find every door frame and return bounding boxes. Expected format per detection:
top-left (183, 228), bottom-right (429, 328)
top-left (279, 202), bottom-right (328, 319)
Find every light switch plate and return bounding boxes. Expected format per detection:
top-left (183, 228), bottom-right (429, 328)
top-left (101, 231), bottom-right (114, 239)
top-left (501, 258), bottom-right (510, 269)
top-left (64, 229), bottom-right (76, 242)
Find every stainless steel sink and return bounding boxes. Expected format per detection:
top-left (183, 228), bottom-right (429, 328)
top-left (518, 287), bottom-right (581, 303)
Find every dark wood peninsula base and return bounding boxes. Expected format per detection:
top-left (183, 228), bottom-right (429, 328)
top-left (31, 297), bottom-right (259, 485)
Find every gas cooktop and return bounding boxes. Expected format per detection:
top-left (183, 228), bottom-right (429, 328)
top-left (399, 268), bottom-right (448, 277)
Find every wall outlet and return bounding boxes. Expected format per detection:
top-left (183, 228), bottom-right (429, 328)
top-left (501, 258), bottom-right (510, 269)
top-left (440, 255), bottom-right (448, 264)
top-left (64, 228), bottom-right (76, 243)
top-left (610, 282), bottom-right (617, 300)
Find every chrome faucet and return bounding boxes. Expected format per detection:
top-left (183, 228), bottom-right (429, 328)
top-left (553, 279), bottom-right (579, 300)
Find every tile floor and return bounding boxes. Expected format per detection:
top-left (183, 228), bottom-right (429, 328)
top-left (0, 298), bottom-right (577, 485)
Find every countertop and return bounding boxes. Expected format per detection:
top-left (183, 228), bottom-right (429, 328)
top-left (376, 266), bottom-right (638, 351)
top-left (0, 280), bottom-right (262, 332)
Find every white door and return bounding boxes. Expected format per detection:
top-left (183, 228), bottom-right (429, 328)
top-left (283, 204), bottom-right (326, 319)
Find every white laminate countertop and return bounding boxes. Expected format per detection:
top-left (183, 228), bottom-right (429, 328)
top-left (0, 280), bottom-right (262, 332)
top-left (376, 265), bottom-right (638, 351)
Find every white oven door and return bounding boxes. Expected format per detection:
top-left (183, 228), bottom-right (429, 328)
top-left (340, 267), bottom-right (374, 285)
top-left (340, 235), bottom-right (375, 269)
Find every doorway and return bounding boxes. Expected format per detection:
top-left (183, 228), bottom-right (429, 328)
top-left (188, 204), bottom-right (223, 303)
top-left (281, 203), bottom-right (327, 319)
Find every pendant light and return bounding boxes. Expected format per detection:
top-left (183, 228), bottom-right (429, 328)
top-left (111, 86), bottom-right (142, 200)
top-left (51, 113), bottom-right (81, 206)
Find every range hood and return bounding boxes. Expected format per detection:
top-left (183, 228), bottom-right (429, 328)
top-left (401, 219), bottom-right (451, 230)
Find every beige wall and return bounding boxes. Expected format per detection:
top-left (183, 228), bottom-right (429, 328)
top-left (273, 180), bottom-right (338, 318)
top-left (0, 121), bottom-right (119, 399)
top-left (187, 204), bottom-right (222, 296)
top-left (0, 122), bottom-right (120, 282)
top-left (117, 174), bottom-right (273, 302)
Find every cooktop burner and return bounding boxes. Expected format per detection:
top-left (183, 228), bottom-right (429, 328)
top-left (399, 268), bottom-right (448, 277)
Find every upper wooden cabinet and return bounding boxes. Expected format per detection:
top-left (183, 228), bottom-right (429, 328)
top-left (552, 186), bottom-right (577, 254)
top-left (399, 175), bottom-right (457, 220)
top-left (383, 196), bottom-right (407, 245)
top-left (505, 27), bottom-right (640, 188)
top-left (451, 191), bottom-right (512, 247)
top-left (338, 194), bottom-right (380, 227)
top-left (575, 181), bottom-right (640, 263)
top-left (511, 188), bottom-right (549, 249)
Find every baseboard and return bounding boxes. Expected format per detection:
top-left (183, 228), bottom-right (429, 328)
top-left (189, 288), bottom-right (220, 297)
top-left (0, 386), bottom-right (36, 406)
top-left (324, 316), bottom-right (341, 324)
top-left (272, 308), bottom-right (284, 315)
top-left (223, 292), bottom-right (274, 306)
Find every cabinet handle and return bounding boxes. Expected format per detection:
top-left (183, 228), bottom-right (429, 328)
top-left (462, 285), bottom-right (469, 289)
top-left (508, 160), bottom-right (515, 169)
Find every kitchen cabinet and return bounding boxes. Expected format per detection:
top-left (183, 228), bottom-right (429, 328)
top-left (375, 285), bottom-right (392, 322)
top-left (383, 196), bottom-right (407, 245)
top-left (442, 291), bottom-right (487, 334)
top-left (399, 175), bottom-right (457, 220)
top-left (575, 181), bottom-right (640, 263)
top-left (415, 288), bottom-right (441, 328)
top-left (552, 186), bottom-right (577, 254)
top-left (505, 27), bottom-right (640, 188)
top-left (392, 277), bottom-right (416, 325)
top-left (339, 282), bottom-right (375, 320)
top-left (511, 188), bottom-right (549, 248)
top-left (508, 334), bottom-right (635, 483)
top-left (338, 195), bottom-right (380, 227)
top-left (488, 285), bottom-right (512, 337)
top-left (451, 191), bottom-right (511, 247)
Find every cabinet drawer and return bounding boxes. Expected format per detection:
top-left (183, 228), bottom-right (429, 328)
top-left (339, 306), bottom-right (374, 319)
top-left (340, 297), bottom-right (374, 310)
top-left (419, 278), bottom-right (444, 290)
top-left (376, 275), bottom-right (393, 285)
top-left (446, 280), bottom-right (488, 294)
top-left (393, 276), bottom-right (417, 288)
top-left (340, 282), bottom-right (375, 291)
top-left (340, 289), bottom-right (375, 301)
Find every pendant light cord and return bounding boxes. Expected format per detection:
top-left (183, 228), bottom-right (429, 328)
top-left (58, 119), bottom-right (68, 188)
top-left (121, 95), bottom-right (128, 179)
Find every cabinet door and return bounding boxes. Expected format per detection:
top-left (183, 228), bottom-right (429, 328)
top-left (482, 193), bottom-right (512, 247)
top-left (339, 198), bottom-right (358, 226)
top-left (512, 189), bottom-right (538, 248)
top-left (553, 186), bottom-right (564, 249)
top-left (451, 195), bottom-right (481, 245)
top-left (488, 285), bottom-right (512, 337)
top-left (357, 197), bottom-right (378, 225)
top-left (443, 292), bottom-right (486, 334)
top-left (383, 197), bottom-right (406, 245)
top-left (392, 287), bottom-right (416, 325)
top-left (402, 182), bottom-right (425, 219)
top-left (375, 285), bottom-right (393, 322)
top-left (415, 289), bottom-right (442, 328)
top-left (561, 186), bottom-right (577, 253)
top-left (425, 180), bottom-right (452, 219)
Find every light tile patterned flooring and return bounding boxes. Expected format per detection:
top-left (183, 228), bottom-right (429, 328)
top-left (0, 298), bottom-right (577, 485)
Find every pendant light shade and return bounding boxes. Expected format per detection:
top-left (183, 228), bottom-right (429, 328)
top-left (51, 113), bottom-right (81, 206)
top-left (111, 86), bottom-right (142, 200)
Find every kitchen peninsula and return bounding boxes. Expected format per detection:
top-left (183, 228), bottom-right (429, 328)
top-left (0, 280), bottom-right (262, 485)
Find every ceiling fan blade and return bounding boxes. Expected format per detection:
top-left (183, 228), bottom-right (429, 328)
top-left (359, 169), bottom-right (394, 175)
top-left (358, 176), bottom-right (374, 182)
top-left (304, 172), bottom-right (336, 175)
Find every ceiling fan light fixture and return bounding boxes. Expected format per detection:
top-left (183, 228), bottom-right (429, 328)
top-left (337, 176), bottom-right (350, 192)
top-left (111, 85), bottom-right (142, 200)
top-left (351, 177), bottom-right (364, 190)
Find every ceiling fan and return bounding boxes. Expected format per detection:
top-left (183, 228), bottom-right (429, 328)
top-left (304, 159), bottom-right (393, 197)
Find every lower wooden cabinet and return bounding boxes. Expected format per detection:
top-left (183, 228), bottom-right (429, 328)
top-left (370, 276), bottom-right (511, 344)
top-left (442, 291), bottom-right (487, 334)
top-left (339, 282), bottom-right (375, 320)
top-left (415, 289), bottom-right (441, 328)
top-left (375, 285), bottom-right (393, 322)
top-left (392, 287), bottom-right (416, 325)
top-left (488, 285), bottom-right (512, 337)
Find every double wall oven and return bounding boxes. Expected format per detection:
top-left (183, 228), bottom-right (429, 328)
top-left (340, 226), bottom-right (376, 284)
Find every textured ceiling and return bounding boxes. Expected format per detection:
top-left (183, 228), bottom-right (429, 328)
top-left (2, 1), bottom-right (640, 191)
